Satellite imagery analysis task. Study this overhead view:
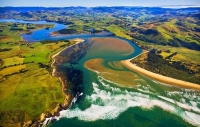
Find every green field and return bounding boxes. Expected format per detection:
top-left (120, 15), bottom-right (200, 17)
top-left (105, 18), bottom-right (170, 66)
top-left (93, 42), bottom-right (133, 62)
top-left (0, 22), bottom-right (53, 43)
top-left (0, 23), bottom-right (72, 127)
top-left (0, 7), bottom-right (200, 126)
top-left (105, 25), bottom-right (133, 40)
top-left (129, 18), bottom-right (200, 50)
top-left (131, 45), bottom-right (200, 84)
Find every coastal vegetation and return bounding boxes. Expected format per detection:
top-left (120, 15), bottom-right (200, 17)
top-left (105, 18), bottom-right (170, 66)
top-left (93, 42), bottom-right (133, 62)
top-left (131, 49), bottom-right (200, 84)
top-left (129, 19), bottom-right (200, 50)
top-left (0, 22), bottom-right (74, 126)
top-left (0, 22), bottom-right (53, 43)
top-left (3, 7), bottom-right (198, 50)
top-left (0, 6), bottom-right (200, 126)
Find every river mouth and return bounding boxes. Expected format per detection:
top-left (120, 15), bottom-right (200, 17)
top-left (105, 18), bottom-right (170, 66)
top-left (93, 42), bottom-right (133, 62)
top-left (50, 37), bottom-right (200, 127)
top-left (83, 38), bottom-right (142, 88)
top-left (1, 19), bottom-right (199, 126)
top-left (84, 58), bottom-right (140, 88)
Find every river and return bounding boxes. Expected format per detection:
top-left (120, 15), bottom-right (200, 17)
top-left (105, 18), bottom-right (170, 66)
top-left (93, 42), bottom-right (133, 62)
top-left (1, 19), bottom-right (200, 127)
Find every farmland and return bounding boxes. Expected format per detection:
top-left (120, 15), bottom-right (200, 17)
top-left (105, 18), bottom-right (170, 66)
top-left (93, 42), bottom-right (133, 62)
top-left (0, 6), bottom-right (200, 126)
top-left (0, 22), bottom-right (74, 126)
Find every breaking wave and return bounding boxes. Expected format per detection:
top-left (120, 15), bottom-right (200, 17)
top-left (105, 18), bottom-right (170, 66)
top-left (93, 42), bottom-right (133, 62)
top-left (55, 76), bottom-right (200, 126)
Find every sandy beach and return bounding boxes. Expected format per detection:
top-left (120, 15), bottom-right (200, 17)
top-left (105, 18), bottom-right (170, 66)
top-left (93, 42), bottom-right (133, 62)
top-left (121, 58), bottom-right (200, 90)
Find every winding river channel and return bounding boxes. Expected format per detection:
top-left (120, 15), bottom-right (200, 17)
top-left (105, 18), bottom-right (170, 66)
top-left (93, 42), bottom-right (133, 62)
top-left (1, 19), bottom-right (200, 127)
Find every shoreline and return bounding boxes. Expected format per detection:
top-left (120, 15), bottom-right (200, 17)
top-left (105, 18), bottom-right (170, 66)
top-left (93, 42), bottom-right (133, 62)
top-left (50, 31), bottom-right (113, 37)
top-left (51, 38), bottom-right (85, 76)
top-left (36, 37), bottom-right (199, 126)
top-left (50, 31), bottom-right (90, 37)
top-left (121, 52), bottom-right (200, 90)
top-left (36, 38), bottom-right (85, 126)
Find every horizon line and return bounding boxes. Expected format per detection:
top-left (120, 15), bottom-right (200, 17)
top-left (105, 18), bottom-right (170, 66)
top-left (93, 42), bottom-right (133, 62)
top-left (0, 5), bottom-right (200, 8)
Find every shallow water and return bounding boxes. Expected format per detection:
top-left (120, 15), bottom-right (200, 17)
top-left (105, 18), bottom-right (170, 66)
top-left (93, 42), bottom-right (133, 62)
top-left (1, 19), bottom-right (199, 126)
top-left (50, 38), bottom-right (200, 127)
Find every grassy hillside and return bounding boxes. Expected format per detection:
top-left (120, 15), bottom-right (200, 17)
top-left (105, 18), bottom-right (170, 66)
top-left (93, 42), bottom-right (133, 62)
top-left (129, 19), bottom-right (200, 50)
top-left (0, 7), bottom-right (200, 125)
top-left (131, 48), bottom-right (200, 84)
top-left (0, 23), bottom-right (73, 127)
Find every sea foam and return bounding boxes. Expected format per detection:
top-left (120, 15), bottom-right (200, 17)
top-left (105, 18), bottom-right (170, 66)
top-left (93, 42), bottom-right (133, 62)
top-left (56, 77), bottom-right (200, 126)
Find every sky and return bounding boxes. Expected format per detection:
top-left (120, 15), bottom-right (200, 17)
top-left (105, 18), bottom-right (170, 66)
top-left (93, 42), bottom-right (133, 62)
top-left (0, 0), bottom-right (199, 7)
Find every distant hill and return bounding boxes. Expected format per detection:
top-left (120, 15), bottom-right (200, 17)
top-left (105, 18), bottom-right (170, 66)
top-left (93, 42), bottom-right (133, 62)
top-left (129, 19), bottom-right (200, 50)
top-left (1, 6), bottom-right (199, 50)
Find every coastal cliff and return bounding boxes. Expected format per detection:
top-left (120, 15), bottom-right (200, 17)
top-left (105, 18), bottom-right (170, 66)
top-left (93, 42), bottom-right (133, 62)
top-left (34, 38), bottom-right (92, 126)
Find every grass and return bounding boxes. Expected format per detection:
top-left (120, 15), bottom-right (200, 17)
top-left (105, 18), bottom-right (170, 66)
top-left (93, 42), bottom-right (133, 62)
top-left (2, 57), bottom-right (24, 67)
top-left (1, 13), bottom-right (199, 126)
top-left (156, 19), bottom-right (200, 45)
top-left (0, 65), bottom-right (26, 76)
top-left (0, 22), bottom-right (71, 126)
top-left (150, 45), bottom-right (200, 65)
top-left (105, 25), bottom-right (133, 40)
top-left (0, 22), bottom-right (54, 43)
top-left (0, 63), bottom-right (64, 118)
top-left (0, 41), bottom-right (67, 118)
top-left (135, 40), bottom-right (200, 73)
top-left (131, 51), bottom-right (200, 84)
top-left (130, 18), bottom-right (200, 48)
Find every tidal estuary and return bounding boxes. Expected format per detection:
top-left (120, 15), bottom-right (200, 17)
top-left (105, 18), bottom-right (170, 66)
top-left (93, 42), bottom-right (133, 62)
top-left (49, 37), bottom-right (200, 127)
top-left (1, 19), bottom-right (199, 127)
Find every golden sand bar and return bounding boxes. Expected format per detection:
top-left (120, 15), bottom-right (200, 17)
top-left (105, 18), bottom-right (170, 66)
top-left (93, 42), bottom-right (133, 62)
top-left (121, 58), bottom-right (200, 90)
